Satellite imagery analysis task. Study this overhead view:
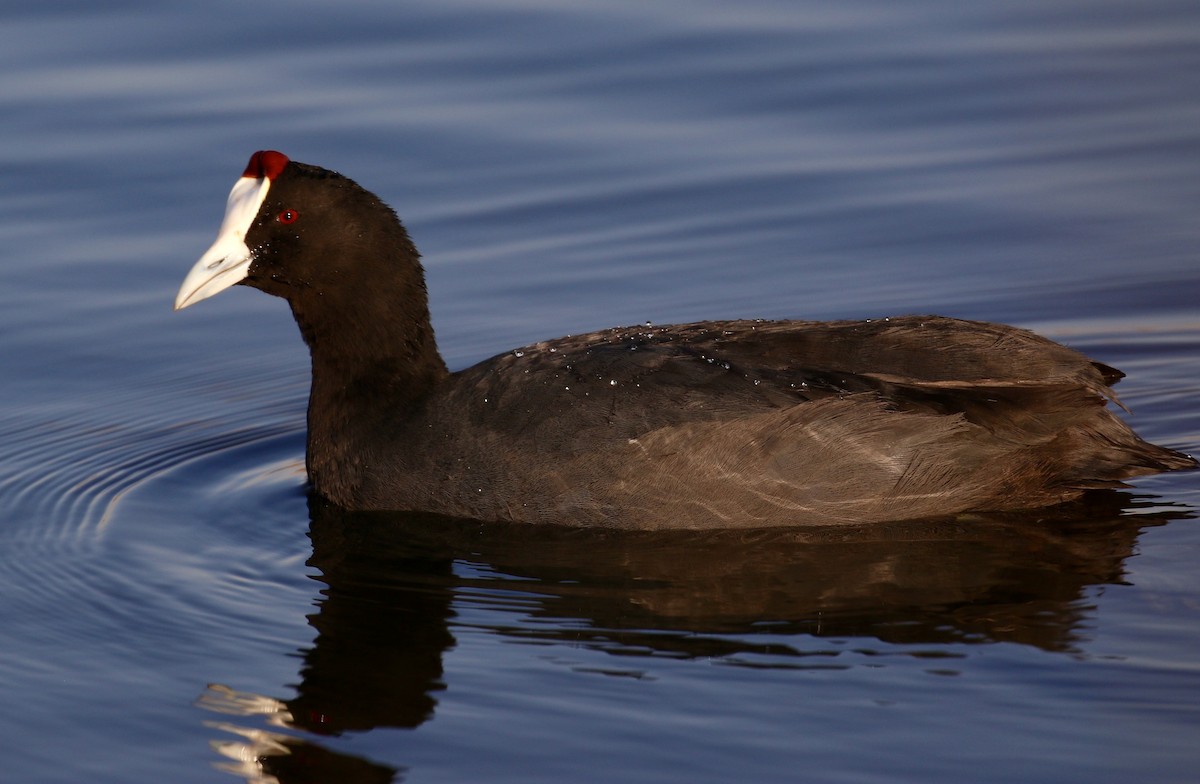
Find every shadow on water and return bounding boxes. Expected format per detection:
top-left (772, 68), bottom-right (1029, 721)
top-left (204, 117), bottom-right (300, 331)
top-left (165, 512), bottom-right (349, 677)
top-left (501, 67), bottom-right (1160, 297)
top-left (199, 492), bottom-right (1192, 782)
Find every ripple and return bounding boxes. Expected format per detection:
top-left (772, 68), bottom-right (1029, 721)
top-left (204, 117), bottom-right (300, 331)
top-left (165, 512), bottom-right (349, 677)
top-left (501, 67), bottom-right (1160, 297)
top-left (0, 405), bottom-right (303, 550)
top-left (0, 343), bottom-right (309, 549)
top-left (0, 381), bottom-right (313, 673)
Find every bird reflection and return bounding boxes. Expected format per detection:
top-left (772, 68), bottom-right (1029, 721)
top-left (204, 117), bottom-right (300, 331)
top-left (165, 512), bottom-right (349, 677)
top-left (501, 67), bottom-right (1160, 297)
top-left (200, 492), bottom-right (1190, 782)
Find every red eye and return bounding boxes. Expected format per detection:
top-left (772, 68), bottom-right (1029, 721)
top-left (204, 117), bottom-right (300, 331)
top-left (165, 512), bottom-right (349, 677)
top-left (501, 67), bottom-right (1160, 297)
top-left (277, 209), bottom-right (299, 224)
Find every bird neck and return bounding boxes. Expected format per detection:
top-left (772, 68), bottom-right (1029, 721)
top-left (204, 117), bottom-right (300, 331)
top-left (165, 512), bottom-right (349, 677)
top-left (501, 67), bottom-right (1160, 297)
top-left (291, 277), bottom-right (449, 506)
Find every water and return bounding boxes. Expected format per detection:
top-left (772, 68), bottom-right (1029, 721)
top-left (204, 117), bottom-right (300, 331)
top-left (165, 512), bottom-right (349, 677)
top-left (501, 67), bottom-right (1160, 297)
top-left (1, 1), bottom-right (1198, 781)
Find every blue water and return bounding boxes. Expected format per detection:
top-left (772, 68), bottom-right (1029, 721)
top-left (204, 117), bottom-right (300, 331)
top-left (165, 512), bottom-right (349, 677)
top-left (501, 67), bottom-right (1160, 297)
top-left (1, 1), bottom-right (1198, 782)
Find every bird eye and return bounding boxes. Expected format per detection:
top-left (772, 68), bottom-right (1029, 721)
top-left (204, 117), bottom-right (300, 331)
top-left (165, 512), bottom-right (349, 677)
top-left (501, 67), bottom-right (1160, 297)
top-left (277, 209), bottom-right (299, 224)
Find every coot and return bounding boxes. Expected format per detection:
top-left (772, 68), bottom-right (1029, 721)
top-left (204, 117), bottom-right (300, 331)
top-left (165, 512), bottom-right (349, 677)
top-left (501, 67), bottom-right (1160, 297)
top-left (175, 151), bottom-right (1196, 528)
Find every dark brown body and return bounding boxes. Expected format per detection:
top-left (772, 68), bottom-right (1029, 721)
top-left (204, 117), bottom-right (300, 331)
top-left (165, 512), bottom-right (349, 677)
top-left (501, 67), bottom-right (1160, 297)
top-left (315, 316), bottom-right (1194, 528)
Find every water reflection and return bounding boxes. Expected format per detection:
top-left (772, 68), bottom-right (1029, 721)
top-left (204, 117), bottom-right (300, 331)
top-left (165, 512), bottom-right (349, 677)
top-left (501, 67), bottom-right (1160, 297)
top-left (201, 492), bottom-right (1190, 782)
top-left (202, 707), bottom-right (400, 783)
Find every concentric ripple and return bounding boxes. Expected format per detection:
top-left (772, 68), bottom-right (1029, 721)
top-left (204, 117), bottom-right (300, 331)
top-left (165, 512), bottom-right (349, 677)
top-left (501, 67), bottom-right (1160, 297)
top-left (0, 374), bottom-right (307, 550)
top-left (0, 360), bottom-right (315, 682)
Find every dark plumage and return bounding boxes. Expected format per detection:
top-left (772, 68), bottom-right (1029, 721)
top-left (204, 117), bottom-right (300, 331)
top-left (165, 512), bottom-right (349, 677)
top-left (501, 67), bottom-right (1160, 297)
top-left (176, 151), bottom-right (1196, 528)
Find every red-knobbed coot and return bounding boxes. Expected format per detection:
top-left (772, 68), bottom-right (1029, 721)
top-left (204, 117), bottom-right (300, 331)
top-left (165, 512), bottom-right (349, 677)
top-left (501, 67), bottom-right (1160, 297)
top-left (175, 151), bottom-right (1196, 528)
